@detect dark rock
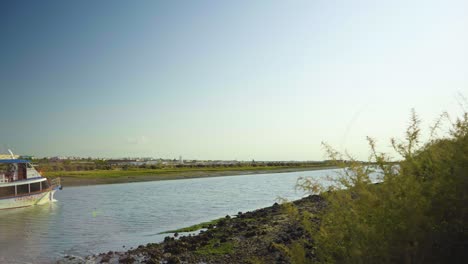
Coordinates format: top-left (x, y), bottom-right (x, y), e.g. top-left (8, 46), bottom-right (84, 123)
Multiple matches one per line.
top-left (119, 255), bottom-right (135, 264)
top-left (100, 254), bottom-right (111, 263)
top-left (167, 255), bottom-right (181, 264)
top-left (245, 230), bottom-right (256, 238)
top-left (268, 242), bottom-right (278, 252)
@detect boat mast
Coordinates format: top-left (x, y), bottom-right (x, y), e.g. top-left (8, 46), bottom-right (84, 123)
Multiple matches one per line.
top-left (7, 149), bottom-right (15, 159)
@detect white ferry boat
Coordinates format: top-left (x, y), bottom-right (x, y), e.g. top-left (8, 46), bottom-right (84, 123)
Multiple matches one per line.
top-left (0, 155), bottom-right (61, 210)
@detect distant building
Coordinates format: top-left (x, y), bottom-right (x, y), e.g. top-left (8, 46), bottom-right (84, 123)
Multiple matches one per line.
top-left (19, 155), bottom-right (36, 160)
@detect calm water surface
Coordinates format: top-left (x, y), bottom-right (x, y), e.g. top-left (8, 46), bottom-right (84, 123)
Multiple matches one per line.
top-left (0, 169), bottom-right (338, 263)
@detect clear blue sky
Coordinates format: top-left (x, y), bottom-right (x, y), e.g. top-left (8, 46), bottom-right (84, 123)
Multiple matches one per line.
top-left (1, 0), bottom-right (467, 160)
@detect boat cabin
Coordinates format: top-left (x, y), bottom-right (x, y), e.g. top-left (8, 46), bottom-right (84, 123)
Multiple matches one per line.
top-left (0, 159), bottom-right (52, 198)
top-left (0, 159), bottom-right (43, 183)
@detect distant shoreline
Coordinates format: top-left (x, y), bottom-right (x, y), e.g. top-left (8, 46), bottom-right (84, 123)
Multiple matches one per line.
top-left (47, 166), bottom-right (337, 187)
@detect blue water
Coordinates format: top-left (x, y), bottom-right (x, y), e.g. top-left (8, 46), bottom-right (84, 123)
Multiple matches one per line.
top-left (0, 169), bottom-right (338, 264)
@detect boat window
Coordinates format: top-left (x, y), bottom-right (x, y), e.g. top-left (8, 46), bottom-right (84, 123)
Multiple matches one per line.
top-left (17, 183), bottom-right (29, 195)
top-left (0, 186), bottom-right (15, 197)
top-left (42, 180), bottom-right (50, 189)
top-left (27, 163), bottom-right (34, 169)
top-left (30, 182), bottom-right (41, 192)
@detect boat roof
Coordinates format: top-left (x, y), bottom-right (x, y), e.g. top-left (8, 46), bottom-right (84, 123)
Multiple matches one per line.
top-left (0, 159), bottom-right (31, 164)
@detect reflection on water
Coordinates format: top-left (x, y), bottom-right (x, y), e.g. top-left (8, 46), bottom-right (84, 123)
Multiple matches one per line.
top-left (0, 169), bottom-right (338, 264)
top-left (0, 202), bottom-right (59, 263)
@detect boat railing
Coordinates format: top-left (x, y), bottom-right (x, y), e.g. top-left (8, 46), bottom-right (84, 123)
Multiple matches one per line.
top-left (50, 177), bottom-right (61, 189)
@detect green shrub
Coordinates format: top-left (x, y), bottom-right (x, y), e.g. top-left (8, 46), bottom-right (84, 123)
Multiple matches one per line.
top-left (290, 110), bottom-right (468, 263)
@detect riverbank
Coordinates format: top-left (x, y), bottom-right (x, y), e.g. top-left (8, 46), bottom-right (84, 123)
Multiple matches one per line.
top-left (47, 166), bottom-right (336, 186)
top-left (60, 194), bottom-right (326, 263)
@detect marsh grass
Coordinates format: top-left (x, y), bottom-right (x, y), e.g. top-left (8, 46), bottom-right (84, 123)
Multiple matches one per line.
top-left (45, 165), bottom-right (331, 179)
top-left (195, 240), bottom-right (235, 255)
top-left (43, 165), bottom-right (337, 186)
top-left (159, 218), bottom-right (224, 234)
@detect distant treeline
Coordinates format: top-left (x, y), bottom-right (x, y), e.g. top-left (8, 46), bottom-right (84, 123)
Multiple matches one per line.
top-left (32, 159), bottom-right (336, 172)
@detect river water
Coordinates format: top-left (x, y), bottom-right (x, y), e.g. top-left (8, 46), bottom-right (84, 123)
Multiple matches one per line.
top-left (0, 169), bottom-right (338, 264)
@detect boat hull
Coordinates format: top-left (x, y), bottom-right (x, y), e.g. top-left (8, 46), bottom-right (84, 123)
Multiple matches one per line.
top-left (0, 190), bottom-right (56, 210)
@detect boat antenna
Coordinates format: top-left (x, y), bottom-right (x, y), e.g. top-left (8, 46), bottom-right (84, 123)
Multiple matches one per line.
top-left (8, 149), bottom-right (15, 159)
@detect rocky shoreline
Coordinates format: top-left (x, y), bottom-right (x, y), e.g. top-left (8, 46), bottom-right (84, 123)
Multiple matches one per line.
top-left (59, 195), bottom-right (326, 264)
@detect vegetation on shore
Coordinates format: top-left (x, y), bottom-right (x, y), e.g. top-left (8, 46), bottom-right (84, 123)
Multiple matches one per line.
top-left (43, 165), bottom-right (332, 179)
top-left (41, 164), bottom-right (337, 186)
top-left (281, 109), bottom-right (468, 263)
top-left (159, 218), bottom-right (224, 234)
top-left (35, 157), bottom-right (334, 173)
top-left (32, 154), bottom-right (337, 187)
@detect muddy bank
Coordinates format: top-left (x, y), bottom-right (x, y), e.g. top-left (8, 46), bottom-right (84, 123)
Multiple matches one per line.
top-left (59, 167), bottom-right (336, 187)
top-left (59, 195), bottom-right (326, 264)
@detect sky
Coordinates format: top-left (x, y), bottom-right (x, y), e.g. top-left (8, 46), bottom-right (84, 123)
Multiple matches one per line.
top-left (0, 0), bottom-right (467, 160)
